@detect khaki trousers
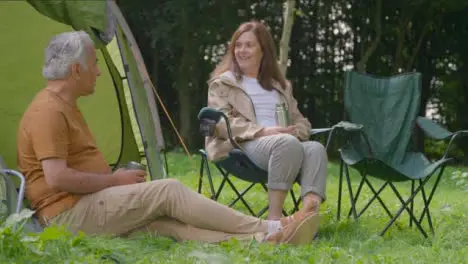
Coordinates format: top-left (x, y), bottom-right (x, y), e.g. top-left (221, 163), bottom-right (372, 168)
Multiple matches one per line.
top-left (50, 179), bottom-right (268, 243)
top-left (240, 134), bottom-right (328, 200)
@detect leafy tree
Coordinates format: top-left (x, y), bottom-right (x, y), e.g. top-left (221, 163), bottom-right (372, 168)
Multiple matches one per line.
top-left (116, 0), bottom-right (468, 162)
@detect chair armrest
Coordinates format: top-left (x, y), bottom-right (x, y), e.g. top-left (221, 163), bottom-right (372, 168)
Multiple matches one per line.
top-left (441, 130), bottom-right (468, 159)
top-left (334, 121), bottom-right (364, 131)
top-left (416, 117), bottom-right (468, 159)
top-left (416, 117), bottom-right (453, 140)
top-left (310, 128), bottom-right (334, 135)
top-left (309, 121), bottom-right (364, 150)
top-left (198, 107), bottom-right (239, 149)
top-left (0, 169), bottom-right (26, 214)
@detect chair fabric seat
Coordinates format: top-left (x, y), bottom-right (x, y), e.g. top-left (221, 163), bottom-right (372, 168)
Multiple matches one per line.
top-left (215, 149), bottom-right (268, 184)
top-left (340, 146), bottom-right (452, 182)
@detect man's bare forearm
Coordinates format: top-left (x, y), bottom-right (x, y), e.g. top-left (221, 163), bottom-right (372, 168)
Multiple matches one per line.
top-left (50, 168), bottom-right (116, 194)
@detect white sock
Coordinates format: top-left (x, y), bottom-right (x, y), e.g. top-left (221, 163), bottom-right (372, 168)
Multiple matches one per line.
top-left (267, 220), bottom-right (282, 234)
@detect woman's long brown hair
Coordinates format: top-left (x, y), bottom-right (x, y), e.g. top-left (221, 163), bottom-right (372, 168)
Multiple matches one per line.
top-left (210, 20), bottom-right (287, 90)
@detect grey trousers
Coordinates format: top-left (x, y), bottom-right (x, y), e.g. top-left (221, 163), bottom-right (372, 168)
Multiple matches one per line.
top-left (240, 134), bottom-right (327, 200)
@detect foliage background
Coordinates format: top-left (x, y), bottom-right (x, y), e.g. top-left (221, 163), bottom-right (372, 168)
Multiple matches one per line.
top-left (117, 0), bottom-right (468, 164)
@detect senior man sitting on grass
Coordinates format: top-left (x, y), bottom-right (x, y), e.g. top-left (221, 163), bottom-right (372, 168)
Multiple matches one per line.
top-left (16, 30), bottom-right (320, 245)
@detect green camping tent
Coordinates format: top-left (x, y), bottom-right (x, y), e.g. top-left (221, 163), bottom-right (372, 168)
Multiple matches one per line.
top-left (0, 0), bottom-right (166, 180)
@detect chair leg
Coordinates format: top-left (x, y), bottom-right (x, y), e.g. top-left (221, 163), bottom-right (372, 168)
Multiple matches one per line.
top-left (410, 180), bottom-right (415, 228)
top-left (224, 177), bottom-right (257, 216)
top-left (296, 195), bottom-right (303, 211)
top-left (198, 157), bottom-right (204, 194)
top-left (257, 206), bottom-right (269, 218)
top-left (418, 166), bottom-right (445, 234)
top-left (358, 179), bottom-right (393, 219)
top-left (337, 162), bottom-right (446, 238)
top-left (211, 165), bottom-right (271, 217)
top-left (347, 165), bottom-right (370, 218)
top-left (203, 156), bottom-right (217, 200)
top-left (355, 179), bottom-right (393, 219)
top-left (346, 163), bottom-right (394, 221)
top-left (289, 188), bottom-right (301, 214)
top-left (337, 159), bottom-right (344, 221)
top-left (381, 181), bottom-right (430, 238)
top-left (418, 179), bottom-right (434, 234)
top-left (198, 154), bottom-right (217, 199)
top-left (344, 164), bottom-right (358, 220)
top-left (227, 181), bottom-right (256, 207)
top-left (347, 174), bottom-right (365, 218)
top-left (212, 165), bottom-right (231, 201)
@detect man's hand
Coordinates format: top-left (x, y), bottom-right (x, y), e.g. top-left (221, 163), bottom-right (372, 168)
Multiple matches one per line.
top-left (112, 168), bottom-right (147, 186)
top-left (255, 125), bottom-right (296, 138)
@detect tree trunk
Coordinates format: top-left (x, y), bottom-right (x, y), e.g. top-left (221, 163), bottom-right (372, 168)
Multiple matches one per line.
top-left (279, 0), bottom-right (296, 76)
top-left (405, 23), bottom-right (430, 72)
top-left (175, 9), bottom-right (197, 150)
top-left (176, 48), bottom-right (197, 149)
top-left (356, 0), bottom-right (382, 73)
top-left (392, 12), bottom-right (409, 73)
top-left (415, 40), bottom-right (434, 153)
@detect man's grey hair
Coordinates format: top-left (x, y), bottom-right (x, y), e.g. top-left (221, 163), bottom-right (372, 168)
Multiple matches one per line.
top-left (42, 31), bottom-right (94, 80)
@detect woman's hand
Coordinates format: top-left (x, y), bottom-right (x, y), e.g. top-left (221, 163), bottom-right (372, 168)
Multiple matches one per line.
top-left (255, 125), bottom-right (296, 138)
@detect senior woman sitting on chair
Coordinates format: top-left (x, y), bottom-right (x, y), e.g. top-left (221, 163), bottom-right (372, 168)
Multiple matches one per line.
top-left (206, 20), bottom-right (328, 227)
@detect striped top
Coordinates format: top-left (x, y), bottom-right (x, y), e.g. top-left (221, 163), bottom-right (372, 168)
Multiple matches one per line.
top-left (241, 76), bottom-right (280, 127)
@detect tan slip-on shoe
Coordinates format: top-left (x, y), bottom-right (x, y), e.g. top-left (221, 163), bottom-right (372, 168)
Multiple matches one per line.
top-left (280, 200), bottom-right (320, 227)
top-left (265, 212), bottom-right (320, 246)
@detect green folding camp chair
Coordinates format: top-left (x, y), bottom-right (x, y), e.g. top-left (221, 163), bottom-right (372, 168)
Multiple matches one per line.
top-left (337, 70), bottom-right (468, 238)
top-left (0, 156), bottom-right (43, 232)
top-left (197, 107), bottom-right (360, 217)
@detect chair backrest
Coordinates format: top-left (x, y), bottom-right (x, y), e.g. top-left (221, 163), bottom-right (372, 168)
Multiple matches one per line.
top-left (343, 71), bottom-right (422, 167)
top-left (0, 156), bottom-right (20, 221)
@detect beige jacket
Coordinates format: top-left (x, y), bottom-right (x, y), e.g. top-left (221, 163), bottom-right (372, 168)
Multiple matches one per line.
top-left (205, 71), bottom-right (312, 161)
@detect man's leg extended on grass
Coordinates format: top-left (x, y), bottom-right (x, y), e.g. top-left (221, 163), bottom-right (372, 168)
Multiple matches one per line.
top-left (50, 179), bottom-right (268, 236)
top-left (129, 216), bottom-right (265, 243)
top-left (50, 178), bottom-right (319, 244)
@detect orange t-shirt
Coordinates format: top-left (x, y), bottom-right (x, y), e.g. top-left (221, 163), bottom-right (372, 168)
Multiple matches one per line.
top-left (17, 89), bottom-right (111, 221)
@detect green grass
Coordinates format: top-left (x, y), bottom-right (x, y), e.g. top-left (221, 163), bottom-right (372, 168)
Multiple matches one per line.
top-left (2, 152), bottom-right (468, 263)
